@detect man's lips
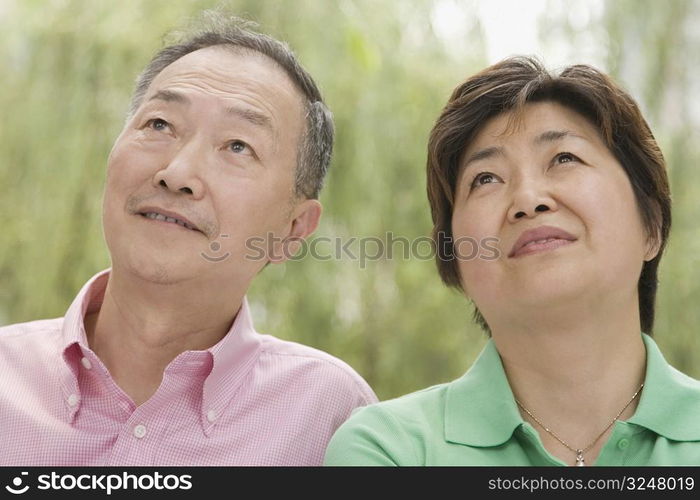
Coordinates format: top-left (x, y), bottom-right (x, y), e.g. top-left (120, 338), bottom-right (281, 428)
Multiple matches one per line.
top-left (509, 225), bottom-right (577, 258)
top-left (135, 206), bottom-right (201, 233)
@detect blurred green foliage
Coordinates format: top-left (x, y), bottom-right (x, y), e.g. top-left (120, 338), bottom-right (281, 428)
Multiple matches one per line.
top-left (1, 0), bottom-right (698, 400)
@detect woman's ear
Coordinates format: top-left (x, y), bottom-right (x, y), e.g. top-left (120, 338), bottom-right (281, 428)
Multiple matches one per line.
top-left (644, 203), bottom-right (663, 262)
top-left (644, 233), bottom-right (661, 262)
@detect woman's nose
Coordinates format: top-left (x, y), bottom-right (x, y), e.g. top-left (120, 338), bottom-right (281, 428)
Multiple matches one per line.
top-left (506, 177), bottom-right (557, 222)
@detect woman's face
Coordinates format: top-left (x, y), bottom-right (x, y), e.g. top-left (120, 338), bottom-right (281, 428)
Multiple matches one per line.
top-left (451, 101), bottom-right (658, 325)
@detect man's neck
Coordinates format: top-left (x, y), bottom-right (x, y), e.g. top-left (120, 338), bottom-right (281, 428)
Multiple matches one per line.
top-left (85, 268), bottom-right (246, 406)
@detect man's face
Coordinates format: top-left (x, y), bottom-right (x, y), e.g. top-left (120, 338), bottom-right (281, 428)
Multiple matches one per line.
top-left (450, 102), bottom-right (658, 325)
top-left (103, 46), bottom-right (311, 286)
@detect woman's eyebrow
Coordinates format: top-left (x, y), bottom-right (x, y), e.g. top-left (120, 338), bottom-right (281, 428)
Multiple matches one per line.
top-left (462, 130), bottom-right (589, 172)
top-left (533, 129), bottom-right (587, 145)
top-left (463, 146), bottom-right (504, 171)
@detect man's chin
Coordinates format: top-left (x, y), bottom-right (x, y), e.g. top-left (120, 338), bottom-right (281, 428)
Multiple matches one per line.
top-left (114, 253), bottom-right (202, 286)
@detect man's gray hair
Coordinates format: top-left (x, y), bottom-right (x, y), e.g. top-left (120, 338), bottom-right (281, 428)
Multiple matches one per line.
top-left (129, 12), bottom-right (334, 200)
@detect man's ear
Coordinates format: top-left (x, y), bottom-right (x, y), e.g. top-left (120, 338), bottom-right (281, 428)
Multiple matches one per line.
top-left (269, 199), bottom-right (322, 264)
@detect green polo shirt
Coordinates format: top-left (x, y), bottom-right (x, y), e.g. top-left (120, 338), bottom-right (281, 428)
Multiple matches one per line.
top-left (324, 334), bottom-right (700, 465)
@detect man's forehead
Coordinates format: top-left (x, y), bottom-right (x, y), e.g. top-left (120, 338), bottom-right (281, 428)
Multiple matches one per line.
top-left (139, 46), bottom-right (306, 137)
top-left (147, 46), bottom-right (298, 100)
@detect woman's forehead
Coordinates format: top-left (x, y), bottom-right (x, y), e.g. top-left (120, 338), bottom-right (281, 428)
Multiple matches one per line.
top-left (466, 101), bottom-right (603, 151)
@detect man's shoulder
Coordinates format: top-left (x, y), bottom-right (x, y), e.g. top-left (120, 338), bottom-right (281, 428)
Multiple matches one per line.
top-left (256, 333), bottom-right (377, 403)
top-left (0, 317), bottom-right (63, 340)
top-left (0, 318), bottom-right (64, 367)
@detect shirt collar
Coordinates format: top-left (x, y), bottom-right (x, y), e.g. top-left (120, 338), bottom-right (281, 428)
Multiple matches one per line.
top-left (200, 296), bottom-right (261, 435)
top-left (444, 339), bottom-right (523, 447)
top-left (59, 268), bottom-right (262, 433)
top-left (59, 269), bottom-right (110, 421)
top-left (61, 269), bottom-right (109, 351)
top-left (444, 333), bottom-right (700, 448)
top-left (627, 334), bottom-right (700, 441)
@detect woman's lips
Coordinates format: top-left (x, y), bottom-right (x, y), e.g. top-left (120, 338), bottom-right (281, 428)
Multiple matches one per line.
top-left (508, 225), bottom-right (577, 258)
top-left (510, 237), bottom-right (575, 258)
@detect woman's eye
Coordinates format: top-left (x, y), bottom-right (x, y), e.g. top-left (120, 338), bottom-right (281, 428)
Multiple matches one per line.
top-left (470, 172), bottom-right (498, 190)
top-left (146, 118), bottom-right (170, 132)
top-left (228, 140), bottom-right (249, 154)
top-left (554, 152), bottom-right (579, 164)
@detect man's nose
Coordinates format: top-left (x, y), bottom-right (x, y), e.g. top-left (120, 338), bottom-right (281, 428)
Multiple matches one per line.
top-left (506, 174), bottom-right (558, 222)
top-left (152, 143), bottom-right (206, 198)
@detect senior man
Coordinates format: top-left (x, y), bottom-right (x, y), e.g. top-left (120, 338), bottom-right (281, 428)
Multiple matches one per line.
top-left (0, 15), bottom-right (376, 466)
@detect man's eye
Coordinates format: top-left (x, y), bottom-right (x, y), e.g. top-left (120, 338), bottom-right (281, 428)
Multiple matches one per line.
top-left (146, 118), bottom-right (170, 132)
top-left (470, 172), bottom-right (498, 190)
top-left (228, 140), bottom-right (249, 154)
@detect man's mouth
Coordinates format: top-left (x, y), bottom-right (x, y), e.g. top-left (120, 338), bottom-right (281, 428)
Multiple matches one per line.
top-left (139, 211), bottom-right (199, 232)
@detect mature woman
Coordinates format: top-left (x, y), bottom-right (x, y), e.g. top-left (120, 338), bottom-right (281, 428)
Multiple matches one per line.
top-left (324, 57), bottom-right (700, 466)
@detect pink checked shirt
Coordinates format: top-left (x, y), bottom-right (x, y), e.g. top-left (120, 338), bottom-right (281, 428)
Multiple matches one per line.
top-left (0, 270), bottom-right (377, 466)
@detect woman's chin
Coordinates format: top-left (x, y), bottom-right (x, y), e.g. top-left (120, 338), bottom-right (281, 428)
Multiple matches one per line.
top-left (475, 276), bottom-right (594, 316)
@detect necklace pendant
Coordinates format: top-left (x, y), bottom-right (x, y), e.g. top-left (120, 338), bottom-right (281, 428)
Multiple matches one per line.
top-left (575, 450), bottom-right (586, 466)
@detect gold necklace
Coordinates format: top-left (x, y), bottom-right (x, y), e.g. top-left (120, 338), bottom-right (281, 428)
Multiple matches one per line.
top-left (514, 383), bottom-right (644, 466)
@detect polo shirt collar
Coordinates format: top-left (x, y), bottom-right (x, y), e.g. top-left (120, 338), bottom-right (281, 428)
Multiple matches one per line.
top-left (444, 339), bottom-right (523, 447)
top-left (59, 269), bottom-right (262, 434)
top-left (444, 333), bottom-right (700, 448)
top-left (626, 334), bottom-right (700, 441)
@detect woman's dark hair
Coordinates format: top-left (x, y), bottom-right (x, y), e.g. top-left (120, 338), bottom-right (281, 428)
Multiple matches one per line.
top-left (427, 56), bottom-right (671, 335)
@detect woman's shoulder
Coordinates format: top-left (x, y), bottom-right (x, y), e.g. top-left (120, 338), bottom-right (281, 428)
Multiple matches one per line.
top-left (323, 380), bottom-right (456, 466)
top-left (363, 381), bottom-right (452, 423)
top-left (665, 363), bottom-right (700, 390)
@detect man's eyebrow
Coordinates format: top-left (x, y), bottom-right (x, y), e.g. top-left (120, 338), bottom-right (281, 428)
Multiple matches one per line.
top-left (224, 105), bottom-right (274, 134)
top-left (146, 90), bottom-right (274, 134)
top-left (462, 146), bottom-right (505, 170)
top-left (147, 89), bottom-right (190, 105)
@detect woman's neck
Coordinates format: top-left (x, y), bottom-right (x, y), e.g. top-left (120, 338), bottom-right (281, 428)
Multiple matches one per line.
top-left (491, 299), bottom-right (647, 465)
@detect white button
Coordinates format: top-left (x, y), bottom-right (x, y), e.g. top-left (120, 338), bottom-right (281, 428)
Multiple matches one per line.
top-left (80, 357), bottom-right (92, 370)
top-left (133, 424), bottom-right (147, 439)
top-left (67, 394), bottom-right (79, 407)
top-left (207, 409), bottom-right (217, 422)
